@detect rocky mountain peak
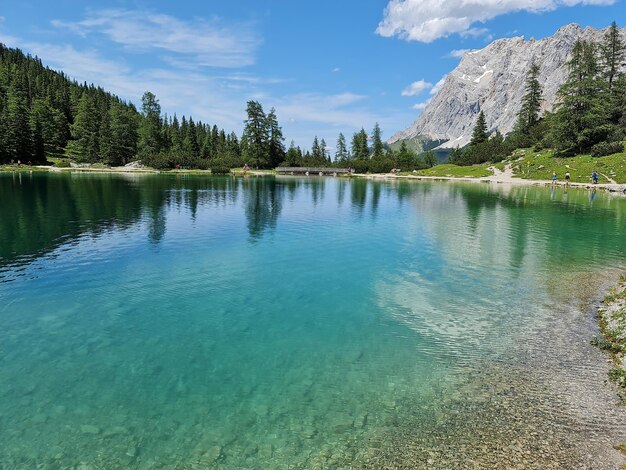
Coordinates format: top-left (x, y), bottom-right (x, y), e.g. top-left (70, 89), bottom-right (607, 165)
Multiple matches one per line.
top-left (389, 23), bottom-right (625, 149)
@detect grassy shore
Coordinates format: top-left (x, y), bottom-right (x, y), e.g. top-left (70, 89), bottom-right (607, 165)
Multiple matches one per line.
top-left (595, 277), bottom-right (626, 403)
top-left (407, 163), bottom-right (494, 178)
top-left (508, 147), bottom-right (626, 183)
top-left (2, 146), bottom-right (625, 185)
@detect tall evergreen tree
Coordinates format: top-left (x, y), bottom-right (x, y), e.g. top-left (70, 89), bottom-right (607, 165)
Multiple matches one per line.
top-left (311, 136), bottom-right (321, 160)
top-left (285, 140), bottom-right (300, 166)
top-left (552, 40), bottom-right (608, 153)
top-left (66, 92), bottom-right (100, 162)
top-left (335, 132), bottom-right (349, 162)
top-left (351, 128), bottom-right (369, 160)
top-left (138, 91), bottom-right (162, 156)
top-left (243, 100), bottom-right (269, 168)
top-left (371, 123), bottom-right (384, 159)
top-left (266, 107), bottom-right (285, 168)
top-left (320, 138), bottom-right (327, 162)
top-left (600, 21), bottom-right (625, 128)
top-left (6, 88), bottom-right (32, 161)
top-left (470, 111), bottom-right (488, 146)
top-left (108, 102), bottom-right (138, 165)
top-left (518, 62), bottom-right (543, 132)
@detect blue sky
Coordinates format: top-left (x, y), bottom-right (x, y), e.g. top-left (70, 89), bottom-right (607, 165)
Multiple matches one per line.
top-left (1, 0), bottom-right (624, 150)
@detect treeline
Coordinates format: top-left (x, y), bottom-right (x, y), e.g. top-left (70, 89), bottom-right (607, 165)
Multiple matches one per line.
top-left (281, 124), bottom-right (437, 173)
top-left (0, 42), bottom-right (440, 172)
top-left (450, 21), bottom-right (626, 165)
top-left (0, 44), bottom-right (239, 168)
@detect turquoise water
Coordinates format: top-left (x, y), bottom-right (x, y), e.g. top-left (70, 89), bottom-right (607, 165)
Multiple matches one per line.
top-left (1, 173), bottom-right (626, 468)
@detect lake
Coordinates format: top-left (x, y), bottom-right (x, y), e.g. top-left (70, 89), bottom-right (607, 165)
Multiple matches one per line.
top-left (1, 172), bottom-right (626, 469)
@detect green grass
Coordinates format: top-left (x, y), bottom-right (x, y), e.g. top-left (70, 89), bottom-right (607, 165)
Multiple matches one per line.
top-left (409, 163), bottom-right (494, 178)
top-left (508, 147), bottom-right (626, 183)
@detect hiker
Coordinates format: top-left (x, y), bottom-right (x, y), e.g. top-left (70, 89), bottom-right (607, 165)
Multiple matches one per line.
top-left (592, 171), bottom-right (599, 184)
top-left (551, 171), bottom-right (557, 186)
top-left (565, 171), bottom-right (570, 183)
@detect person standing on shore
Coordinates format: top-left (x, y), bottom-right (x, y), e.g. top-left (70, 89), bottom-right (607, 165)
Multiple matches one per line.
top-left (592, 171), bottom-right (599, 184)
top-left (565, 171), bottom-right (570, 184)
top-left (552, 171), bottom-right (557, 186)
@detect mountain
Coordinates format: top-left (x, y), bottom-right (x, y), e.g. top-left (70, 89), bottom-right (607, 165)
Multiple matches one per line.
top-left (389, 23), bottom-right (626, 149)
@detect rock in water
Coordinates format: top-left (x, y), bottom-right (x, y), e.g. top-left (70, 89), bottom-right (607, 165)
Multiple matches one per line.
top-left (389, 24), bottom-right (626, 150)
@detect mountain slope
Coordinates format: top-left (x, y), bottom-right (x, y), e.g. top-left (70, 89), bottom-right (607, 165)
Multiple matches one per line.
top-left (389, 24), bottom-right (626, 149)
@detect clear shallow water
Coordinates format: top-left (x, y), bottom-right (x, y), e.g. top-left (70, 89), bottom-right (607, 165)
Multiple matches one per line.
top-left (1, 172), bottom-right (626, 469)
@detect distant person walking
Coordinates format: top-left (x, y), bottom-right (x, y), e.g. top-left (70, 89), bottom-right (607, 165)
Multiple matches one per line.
top-left (565, 171), bottom-right (570, 184)
top-left (551, 171), bottom-right (557, 186)
top-left (592, 171), bottom-right (599, 184)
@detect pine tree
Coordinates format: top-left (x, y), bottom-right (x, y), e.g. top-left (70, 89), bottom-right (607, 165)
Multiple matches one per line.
top-left (335, 132), bottom-right (348, 162)
top-left (285, 141), bottom-right (300, 166)
top-left (66, 92), bottom-right (100, 162)
top-left (396, 140), bottom-right (416, 169)
top-left (138, 91), bottom-right (162, 156)
top-left (266, 107), bottom-right (285, 168)
top-left (351, 128), bottom-right (369, 160)
top-left (371, 123), bottom-right (384, 159)
top-left (552, 40), bottom-right (608, 153)
top-left (470, 111), bottom-right (488, 146)
top-left (243, 100), bottom-right (269, 168)
top-left (518, 62), bottom-right (543, 132)
top-left (6, 88), bottom-right (32, 161)
top-left (311, 136), bottom-right (321, 160)
top-left (320, 138), bottom-right (327, 162)
top-left (108, 102), bottom-right (138, 165)
top-left (600, 21), bottom-right (625, 128)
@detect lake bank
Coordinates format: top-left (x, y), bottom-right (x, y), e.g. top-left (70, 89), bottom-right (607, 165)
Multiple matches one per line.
top-left (3, 163), bottom-right (626, 194)
top-left (597, 277), bottom-right (626, 402)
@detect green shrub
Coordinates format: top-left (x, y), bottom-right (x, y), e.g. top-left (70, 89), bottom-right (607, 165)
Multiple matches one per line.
top-left (210, 166), bottom-right (231, 175)
top-left (591, 141), bottom-right (624, 158)
top-left (54, 160), bottom-right (71, 168)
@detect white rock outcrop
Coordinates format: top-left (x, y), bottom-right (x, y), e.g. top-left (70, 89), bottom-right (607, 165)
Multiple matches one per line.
top-left (389, 24), bottom-right (626, 149)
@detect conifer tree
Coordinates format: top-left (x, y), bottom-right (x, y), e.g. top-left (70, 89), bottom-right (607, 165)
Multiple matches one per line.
top-left (552, 40), bottom-right (607, 153)
top-left (243, 100), bottom-right (269, 168)
top-left (600, 21), bottom-right (625, 128)
top-left (66, 92), bottom-right (100, 162)
top-left (470, 111), bottom-right (488, 146)
top-left (6, 88), bottom-right (32, 161)
top-left (371, 123), bottom-right (384, 159)
top-left (311, 136), bottom-right (321, 160)
top-left (267, 107), bottom-right (285, 168)
top-left (320, 138), bottom-right (327, 162)
top-left (138, 91), bottom-right (162, 156)
top-left (285, 140), bottom-right (300, 166)
top-left (335, 132), bottom-right (349, 162)
top-left (518, 62), bottom-right (543, 132)
top-left (351, 128), bottom-right (369, 160)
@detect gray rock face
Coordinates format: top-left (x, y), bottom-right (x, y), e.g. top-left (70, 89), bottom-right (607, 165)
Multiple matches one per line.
top-left (389, 24), bottom-right (626, 149)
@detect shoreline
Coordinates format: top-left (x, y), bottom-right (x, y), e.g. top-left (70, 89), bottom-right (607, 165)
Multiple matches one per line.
top-left (596, 276), bottom-right (626, 402)
top-left (3, 164), bottom-right (626, 193)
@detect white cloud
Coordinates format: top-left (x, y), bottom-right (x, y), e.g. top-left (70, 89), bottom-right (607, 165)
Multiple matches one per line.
top-left (448, 49), bottom-right (472, 58)
top-left (430, 75), bottom-right (447, 95)
top-left (376, 0), bottom-right (615, 42)
top-left (412, 100), bottom-right (431, 110)
top-left (52, 9), bottom-right (260, 68)
top-left (401, 79), bottom-right (432, 96)
top-left (332, 67), bottom-right (341, 73)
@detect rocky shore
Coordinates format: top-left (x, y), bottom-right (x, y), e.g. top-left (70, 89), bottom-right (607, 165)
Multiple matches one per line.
top-left (596, 276), bottom-right (626, 401)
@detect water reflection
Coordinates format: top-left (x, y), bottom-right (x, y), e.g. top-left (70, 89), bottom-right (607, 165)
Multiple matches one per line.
top-left (2, 174), bottom-right (626, 272)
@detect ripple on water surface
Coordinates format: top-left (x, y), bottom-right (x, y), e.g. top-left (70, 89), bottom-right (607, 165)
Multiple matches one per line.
top-left (1, 174), bottom-right (626, 468)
